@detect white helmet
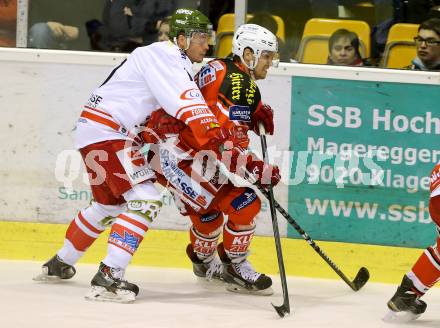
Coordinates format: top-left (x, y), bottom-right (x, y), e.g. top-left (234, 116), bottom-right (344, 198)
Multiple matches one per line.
top-left (232, 23), bottom-right (279, 69)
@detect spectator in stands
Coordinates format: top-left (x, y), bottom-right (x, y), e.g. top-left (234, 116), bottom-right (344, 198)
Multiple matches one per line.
top-left (407, 18), bottom-right (440, 70)
top-left (27, 0), bottom-right (101, 50)
top-left (87, 0), bottom-right (142, 52)
top-left (327, 29), bottom-right (365, 66)
top-left (29, 21), bottom-right (80, 49)
top-left (87, 0), bottom-right (173, 52)
top-left (156, 16), bottom-right (171, 42)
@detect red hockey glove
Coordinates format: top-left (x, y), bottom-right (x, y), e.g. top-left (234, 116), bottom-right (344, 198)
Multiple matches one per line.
top-left (246, 159), bottom-right (281, 187)
top-left (141, 109), bottom-right (186, 143)
top-left (206, 124), bottom-right (249, 153)
top-left (250, 104), bottom-right (274, 135)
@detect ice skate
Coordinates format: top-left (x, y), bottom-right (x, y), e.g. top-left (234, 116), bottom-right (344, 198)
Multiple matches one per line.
top-left (85, 262), bottom-right (139, 303)
top-left (186, 244), bottom-right (223, 283)
top-left (384, 275), bottom-right (427, 323)
top-left (33, 255), bottom-right (76, 282)
top-left (217, 243), bottom-right (273, 296)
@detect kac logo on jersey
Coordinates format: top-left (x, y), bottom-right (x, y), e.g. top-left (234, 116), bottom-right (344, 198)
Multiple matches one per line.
top-left (231, 188), bottom-right (257, 210)
top-left (229, 105), bottom-right (251, 122)
top-left (180, 88), bottom-right (203, 101)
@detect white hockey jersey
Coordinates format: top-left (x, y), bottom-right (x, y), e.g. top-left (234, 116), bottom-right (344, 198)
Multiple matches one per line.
top-left (73, 41), bottom-right (217, 149)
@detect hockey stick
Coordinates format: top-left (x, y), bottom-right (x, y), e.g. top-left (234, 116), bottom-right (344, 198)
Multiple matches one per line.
top-left (258, 124), bottom-right (290, 318)
top-left (255, 184), bottom-right (370, 292)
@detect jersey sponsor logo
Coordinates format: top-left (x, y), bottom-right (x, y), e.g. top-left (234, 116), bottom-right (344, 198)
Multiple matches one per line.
top-left (159, 148), bottom-right (213, 208)
top-left (232, 234), bottom-right (252, 246)
top-left (200, 117), bottom-right (214, 124)
top-left (200, 212), bottom-right (220, 223)
top-left (87, 94), bottom-right (103, 108)
top-left (196, 195), bottom-right (207, 206)
top-left (246, 80), bottom-right (257, 105)
top-left (229, 105), bottom-right (251, 122)
top-left (231, 188), bottom-right (257, 210)
top-left (191, 107), bottom-right (211, 116)
top-left (198, 65), bottom-right (216, 88)
top-left (176, 9), bottom-right (193, 15)
top-left (116, 148), bottom-right (155, 185)
top-left (180, 88), bottom-right (203, 101)
top-left (230, 73), bottom-right (244, 100)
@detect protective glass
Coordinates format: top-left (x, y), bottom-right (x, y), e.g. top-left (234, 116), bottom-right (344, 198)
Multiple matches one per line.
top-left (190, 31), bottom-right (216, 46)
top-left (260, 50), bottom-right (280, 68)
top-left (414, 36), bottom-right (440, 47)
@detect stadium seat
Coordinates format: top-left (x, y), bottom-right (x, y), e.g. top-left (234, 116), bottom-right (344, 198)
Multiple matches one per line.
top-left (214, 13), bottom-right (285, 58)
top-left (296, 18), bottom-right (371, 64)
top-left (381, 23), bottom-right (419, 69)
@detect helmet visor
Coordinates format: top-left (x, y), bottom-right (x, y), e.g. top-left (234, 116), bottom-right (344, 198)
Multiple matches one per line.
top-left (190, 30), bottom-right (216, 46)
top-left (260, 50), bottom-right (280, 68)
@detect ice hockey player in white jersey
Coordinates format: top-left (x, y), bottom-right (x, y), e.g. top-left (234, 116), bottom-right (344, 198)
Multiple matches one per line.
top-left (34, 8), bottom-right (242, 303)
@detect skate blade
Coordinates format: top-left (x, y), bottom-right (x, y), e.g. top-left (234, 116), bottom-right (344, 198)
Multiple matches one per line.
top-left (226, 283), bottom-right (274, 296)
top-left (382, 310), bottom-right (421, 323)
top-left (84, 286), bottom-right (136, 304)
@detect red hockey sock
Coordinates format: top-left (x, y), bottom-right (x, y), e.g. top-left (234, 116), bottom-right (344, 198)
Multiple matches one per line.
top-left (58, 209), bottom-right (106, 265)
top-left (222, 222), bottom-right (255, 259)
top-left (189, 226), bottom-right (220, 261)
top-left (409, 237), bottom-right (440, 294)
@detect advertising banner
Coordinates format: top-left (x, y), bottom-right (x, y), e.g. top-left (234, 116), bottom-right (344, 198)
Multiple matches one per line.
top-left (288, 76), bottom-right (439, 247)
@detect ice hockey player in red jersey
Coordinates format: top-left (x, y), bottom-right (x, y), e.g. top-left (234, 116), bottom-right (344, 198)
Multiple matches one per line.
top-left (386, 163), bottom-right (440, 321)
top-left (33, 8), bottom-right (242, 303)
top-left (145, 24), bottom-right (281, 295)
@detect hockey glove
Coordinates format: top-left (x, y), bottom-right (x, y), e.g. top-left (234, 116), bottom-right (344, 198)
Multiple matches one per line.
top-left (246, 159), bottom-right (281, 187)
top-left (206, 124), bottom-right (249, 153)
top-left (141, 109), bottom-right (186, 143)
top-left (250, 104), bottom-right (274, 135)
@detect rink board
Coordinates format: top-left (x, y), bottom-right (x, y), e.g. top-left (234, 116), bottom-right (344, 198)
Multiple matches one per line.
top-left (0, 220), bottom-right (425, 284)
top-left (0, 48), bottom-right (439, 248)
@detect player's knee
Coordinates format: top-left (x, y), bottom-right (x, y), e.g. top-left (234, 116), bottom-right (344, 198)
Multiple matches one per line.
top-left (81, 201), bottom-right (124, 228)
top-left (91, 202), bottom-right (123, 216)
top-left (126, 199), bottom-right (162, 223)
top-left (191, 212), bottom-right (223, 236)
top-left (123, 182), bottom-right (163, 222)
top-left (245, 194), bottom-right (261, 218)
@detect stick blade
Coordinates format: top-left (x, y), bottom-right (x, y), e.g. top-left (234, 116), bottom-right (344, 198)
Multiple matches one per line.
top-left (351, 267), bottom-right (370, 291)
top-left (272, 303), bottom-right (290, 318)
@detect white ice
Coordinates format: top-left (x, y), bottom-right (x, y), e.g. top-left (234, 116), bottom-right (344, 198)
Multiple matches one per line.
top-left (1, 260), bottom-right (440, 328)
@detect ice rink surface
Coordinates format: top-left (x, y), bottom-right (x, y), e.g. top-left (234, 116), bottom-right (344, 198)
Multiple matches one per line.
top-left (2, 260), bottom-right (440, 328)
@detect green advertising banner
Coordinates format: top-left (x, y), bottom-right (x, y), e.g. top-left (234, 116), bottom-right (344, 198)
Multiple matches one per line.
top-left (288, 76), bottom-right (440, 248)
